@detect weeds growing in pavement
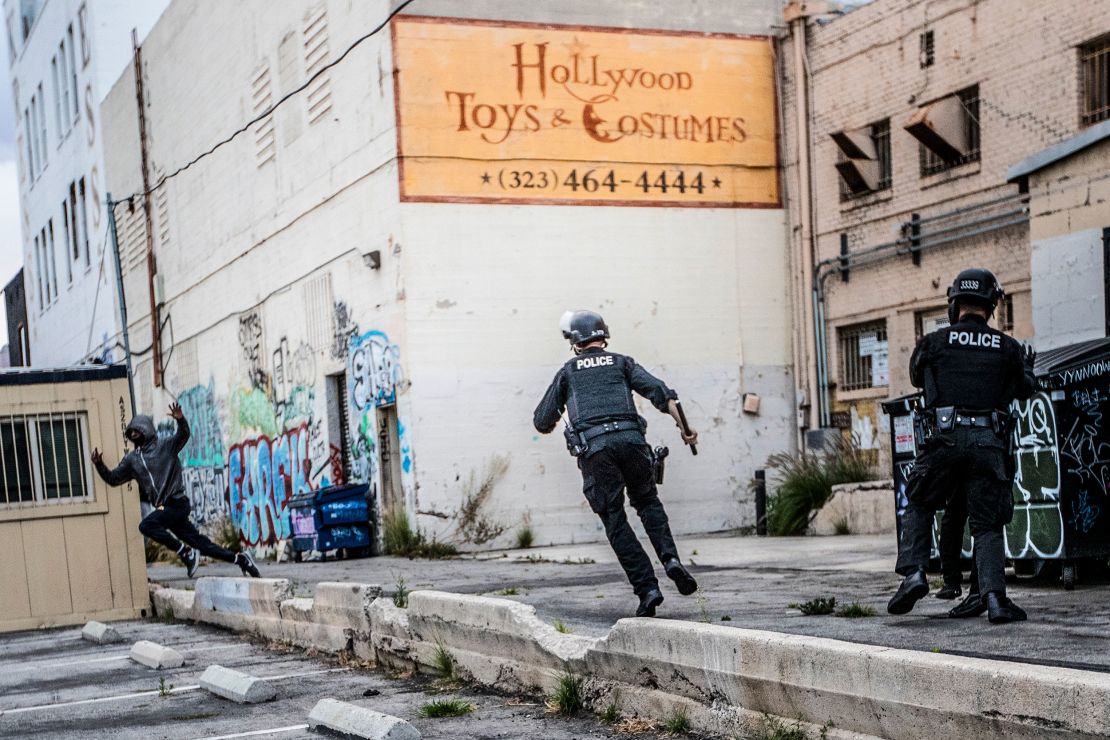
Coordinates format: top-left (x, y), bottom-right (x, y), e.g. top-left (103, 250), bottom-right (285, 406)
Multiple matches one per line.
top-left (383, 510), bottom-right (458, 559)
top-left (433, 642), bottom-right (455, 679)
top-left (552, 619), bottom-right (573, 634)
top-left (761, 435), bottom-right (876, 536)
top-left (158, 676), bottom-right (174, 697)
top-left (756, 715), bottom-right (833, 740)
top-left (833, 516), bottom-right (851, 535)
top-left (615, 717), bottom-right (657, 733)
top-left (493, 587), bottom-right (520, 596)
top-left (662, 705), bottom-right (691, 735)
top-left (212, 515), bottom-right (241, 553)
top-left (836, 602), bottom-right (876, 618)
top-left (599, 698), bottom-right (620, 724)
top-left (418, 698), bottom-right (475, 718)
top-left (392, 575), bottom-right (410, 609)
top-left (788, 597), bottom-right (837, 616)
top-left (455, 454), bottom-right (510, 545)
top-left (720, 615), bottom-right (732, 621)
top-left (515, 514), bottom-right (536, 549)
top-left (547, 667), bottom-right (584, 715)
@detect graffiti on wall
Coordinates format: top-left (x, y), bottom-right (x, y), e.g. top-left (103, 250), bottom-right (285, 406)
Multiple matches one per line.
top-left (331, 301), bottom-right (360, 360)
top-left (228, 422), bottom-right (316, 547)
top-left (272, 338), bottom-right (316, 421)
top-left (239, 310), bottom-right (266, 388)
top-left (182, 466), bottom-right (228, 525)
top-left (1007, 392), bottom-right (1064, 558)
top-left (178, 380), bottom-right (225, 467)
top-left (350, 330), bottom-right (403, 410)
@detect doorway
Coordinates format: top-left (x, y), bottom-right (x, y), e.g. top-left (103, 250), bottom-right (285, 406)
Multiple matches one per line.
top-left (377, 404), bottom-right (404, 523)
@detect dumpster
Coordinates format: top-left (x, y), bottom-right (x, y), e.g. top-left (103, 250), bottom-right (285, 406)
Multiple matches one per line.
top-left (884, 337), bottom-right (1110, 588)
top-left (289, 483), bottom-right (373, 561)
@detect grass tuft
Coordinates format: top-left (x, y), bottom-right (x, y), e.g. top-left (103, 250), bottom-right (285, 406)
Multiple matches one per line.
top-left (158, 676), bottom-right (174, 697)
top-left (599, 700), bottom-right (620, 724)
top-left (383, 511), bottom-right (458, 559)
top-left (832, 516), bottom-right (851, 535)
top-left (515, 524), bottom-right (536, 549)
top-left (762, 435), bottom-right (876, 536)
top-left (836, 602), bottom-right (876, 618)
top-left (552, 619), bottom-right (573, 634)
top-left (392, 575), bottom-right (409, 609)
top-left (788, 597), bottom-right (837, 616)
top-left (417, 698), bottom-right (475, 718)
top-left (662, 705), bottom-right (691, 735)
top-left (546, 668), bottom-right (584, 715)
top-left (433, 642), bottom-right (455, 678)
top-left (493, 587), bottom-right (520, 596)
top-left (456, 455), bottom-right (510, 545)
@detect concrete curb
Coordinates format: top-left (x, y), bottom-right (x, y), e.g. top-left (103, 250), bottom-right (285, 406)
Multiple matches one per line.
top-left (81, 621), bottom-right (123, 644)
top-left (130, 640), bottom-right (184, 669)
top-left (308, 698), bottom-right (420, 739)
top-left (199, 664), bottom-right (277, 704)
top-left (152, 578), bottom-right (1110, 739)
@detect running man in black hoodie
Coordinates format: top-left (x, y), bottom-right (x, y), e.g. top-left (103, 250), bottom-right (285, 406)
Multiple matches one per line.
top-left (92, 403), bottom-right (260, 578)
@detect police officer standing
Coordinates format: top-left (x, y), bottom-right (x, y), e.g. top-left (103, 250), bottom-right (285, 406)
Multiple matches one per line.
top-left (533, 311), bottom-right (699, 617)
top-left (888, 269), bottom-right (1035, 623)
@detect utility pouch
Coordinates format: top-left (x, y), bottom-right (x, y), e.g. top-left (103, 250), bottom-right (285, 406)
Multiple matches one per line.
top-left (934, 406), bottom-right (956, 433)
top-left (653, 446), bottom-right (670, 485)
top-left (564, 425), bottom-right (588, 458)
top-left (912, 410), bottom-right (934, 448)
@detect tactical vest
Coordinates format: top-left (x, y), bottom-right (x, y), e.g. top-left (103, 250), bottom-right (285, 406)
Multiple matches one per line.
top-left (923, 318), bottom-right (1016, 411)
top-left (563, 351), bottom-right (640, 431)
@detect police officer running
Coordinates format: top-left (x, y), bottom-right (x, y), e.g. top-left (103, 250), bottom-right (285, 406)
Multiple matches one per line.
top-left (888, 269), bottom-right (1035, 623)
top-left (533, 311), bottom-right (699, 617)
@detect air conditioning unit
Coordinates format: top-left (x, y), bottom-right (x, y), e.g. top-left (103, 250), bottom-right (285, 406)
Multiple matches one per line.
top-left (904, 94), bottom-right (969, 163)
top-left (831, 127), bottom-right (880, 195)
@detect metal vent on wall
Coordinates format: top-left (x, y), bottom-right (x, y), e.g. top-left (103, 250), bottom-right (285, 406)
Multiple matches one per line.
top-left (251, 63), bottom-right (276, 167)
top-left (304, 272), bottom-right (334, 352)
top-left (303, 5), bottom-right (332, 124)
top-left (154, 168), bottom-right (170, 251)
top-left (122, 205), bottom-right (147, 274)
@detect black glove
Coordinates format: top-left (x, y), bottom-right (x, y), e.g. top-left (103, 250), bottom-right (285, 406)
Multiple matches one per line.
top-left (1022, 344), bottom-right (1036, 371)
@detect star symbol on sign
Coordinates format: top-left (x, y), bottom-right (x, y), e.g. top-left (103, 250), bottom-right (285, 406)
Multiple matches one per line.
top-left (481, 172), bottom-right (491, 184)
top-left (712, 177), bottom-right (722, 189)
top-left (563, 36), bottom-right (588, 57)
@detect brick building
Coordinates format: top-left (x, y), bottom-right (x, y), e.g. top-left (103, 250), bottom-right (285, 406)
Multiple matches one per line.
top-left (780, 0), bottom-right (1110, 461)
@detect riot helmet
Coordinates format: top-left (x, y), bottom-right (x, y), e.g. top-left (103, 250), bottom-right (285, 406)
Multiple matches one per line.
top-left (947, 268), bottom-right (1004, 324)
top-left (560, 310), bottom-right (610, 349)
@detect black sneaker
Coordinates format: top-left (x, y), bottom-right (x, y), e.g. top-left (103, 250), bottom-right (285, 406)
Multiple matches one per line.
top-left (664, 558), bottom-right (698, 596)
top-left (948, 591), bottom-right (986, 619)
top-left (179, 546), bottom-right (199, 579)
top-left (935, 582), bottom-right (962, 600)
top-left (636, 588), bottom-right (664, 617)
top-left (236, 551), bottom-right (261, 578)
top-left (887, 568), bottom-right (929, 615)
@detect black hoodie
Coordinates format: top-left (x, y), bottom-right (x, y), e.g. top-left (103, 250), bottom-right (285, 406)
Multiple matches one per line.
top-left (95, 414), bottom-right (190, 508)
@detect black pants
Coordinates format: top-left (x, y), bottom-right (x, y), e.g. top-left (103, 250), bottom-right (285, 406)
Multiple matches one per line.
top-left (579, 435), bottom-right (678, 597)
top-left (139, 497), bottom-right (238, 564)
top-left (939, 493), bottom-right (968, 586)
top-left (896, 428), bottom-right (1013, 595)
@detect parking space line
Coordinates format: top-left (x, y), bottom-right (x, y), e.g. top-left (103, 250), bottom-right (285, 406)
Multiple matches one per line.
top-left (257, 667), bottom-right (351, 681)
top-left (5, 643), bottom-right (247, 672)
top-left (190, 724), bottom-right (310, 740)
top-left (0, 685), bottom-right (202, 714)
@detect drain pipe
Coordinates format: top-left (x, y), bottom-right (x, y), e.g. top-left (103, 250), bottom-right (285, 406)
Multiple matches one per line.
top-left (787, 3), bottom-right (821, 434)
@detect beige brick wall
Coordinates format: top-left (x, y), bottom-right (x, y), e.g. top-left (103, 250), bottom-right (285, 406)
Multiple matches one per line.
top-left (780, 0), bottom-right (1110, 450)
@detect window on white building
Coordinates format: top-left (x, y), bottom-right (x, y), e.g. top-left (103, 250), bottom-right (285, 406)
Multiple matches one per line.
top-left (77, 177), bottom-right (90, 267)
top-left (23, 105), bottom-right (34, 180)
top-left (51, 55), bottom-right (62, 137)
top-left (0, 412), bottom-right (93, 506)
top-left (33, 82), bottom-right (48, 172)
top-left (66, 25), bottom-right (79, 122)
top-left (61, 198), bottom-right (73, 284)
top-left (33, 231), bottom-right (44, 306)
top-left (5, 11), bottom-right (17, 63)
top-left (46, 219), bottom-right (58, 299)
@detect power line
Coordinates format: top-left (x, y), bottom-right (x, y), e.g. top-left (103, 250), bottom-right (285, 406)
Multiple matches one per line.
top-left (116, 0), bottom-right (417, 205)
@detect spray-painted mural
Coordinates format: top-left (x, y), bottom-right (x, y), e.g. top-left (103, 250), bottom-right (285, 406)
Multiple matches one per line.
top-left (228, 423), bottom-right (315, 547)
top-left (1007, 392), bottom-right (1064, 558)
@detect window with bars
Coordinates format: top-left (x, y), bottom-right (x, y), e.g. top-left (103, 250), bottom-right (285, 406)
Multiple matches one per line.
top-left (837, 320), bottom-right (889, 392)
top-left (1, 412), bottom-right (93, 507)
top-left (920, 30), bottom-right (934, 69)
top-left (838, 119), bottom-right (892, 200)
top-left (920, 86), bottom-right (980, 176)
top-left (1081, 34), bottom-right (1110, 127)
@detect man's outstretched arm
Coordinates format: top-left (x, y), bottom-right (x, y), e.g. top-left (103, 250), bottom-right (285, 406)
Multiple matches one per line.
top-left (91, 448), bottom-right (132, 486)
top-left (169, 402), bottom-right (190, 454)
top-left (533, 369), bottom-right (568, 433)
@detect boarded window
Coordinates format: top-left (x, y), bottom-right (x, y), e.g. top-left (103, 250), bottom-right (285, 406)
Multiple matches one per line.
top-left (837, 320), bottom-right (889, 392)
top-left (1081, 34), bottom-right (1110, 126)
top-left (0, 412), bottom-right (92, 506)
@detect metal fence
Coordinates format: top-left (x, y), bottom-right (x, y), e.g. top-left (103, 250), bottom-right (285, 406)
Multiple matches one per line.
top-left (0, 411), bottom-right (92, 506)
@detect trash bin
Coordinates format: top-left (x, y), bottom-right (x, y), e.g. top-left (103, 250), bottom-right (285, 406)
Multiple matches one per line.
top-left (1008, 337), bottom-right (1110, 588)
top-left (314, 483), bottom-right (373, 558)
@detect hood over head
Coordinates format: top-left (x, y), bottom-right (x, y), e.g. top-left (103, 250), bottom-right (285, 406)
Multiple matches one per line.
top-left (125, 415), bottom-right (157, 446)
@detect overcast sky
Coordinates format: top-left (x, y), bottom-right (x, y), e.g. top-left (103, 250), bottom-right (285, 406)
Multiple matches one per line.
top-left (0, 46), bottom-right (21, 350)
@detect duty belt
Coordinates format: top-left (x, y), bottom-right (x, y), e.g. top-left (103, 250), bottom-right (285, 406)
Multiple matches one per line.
top-left (579, 419), bottom-right (642, 442)
top-left (931, 406), bottom-right (1009, 434)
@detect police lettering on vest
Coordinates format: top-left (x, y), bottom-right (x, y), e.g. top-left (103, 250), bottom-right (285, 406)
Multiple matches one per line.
top-left (948, 330), bottom-right (1001, 349)
top-left (576, 355), bottom-right (615, 370)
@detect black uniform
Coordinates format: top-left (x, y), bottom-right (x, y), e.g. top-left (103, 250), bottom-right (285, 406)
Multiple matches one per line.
top-left (533, 347), bottom-right (680, 597)
top-left (896, 314), bottom-right (1035, 596)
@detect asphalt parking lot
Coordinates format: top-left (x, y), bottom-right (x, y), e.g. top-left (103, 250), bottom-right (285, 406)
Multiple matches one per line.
top-left (0, 619), bottom-right (673, 740)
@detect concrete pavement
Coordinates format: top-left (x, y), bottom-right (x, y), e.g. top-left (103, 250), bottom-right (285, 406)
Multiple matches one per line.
top-left (150, 533), bottom-right (1110, 673)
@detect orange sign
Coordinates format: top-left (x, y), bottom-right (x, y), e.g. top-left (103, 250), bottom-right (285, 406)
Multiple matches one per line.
top-left (391, 17), bottom-right (780, 208)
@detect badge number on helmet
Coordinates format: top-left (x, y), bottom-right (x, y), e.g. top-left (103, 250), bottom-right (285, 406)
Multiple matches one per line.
top-left (959, 279), bottom-right (981, 291)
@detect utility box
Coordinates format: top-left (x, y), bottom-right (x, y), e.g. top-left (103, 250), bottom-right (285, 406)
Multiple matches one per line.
top-left (0, 365), bottom-right (149, 632)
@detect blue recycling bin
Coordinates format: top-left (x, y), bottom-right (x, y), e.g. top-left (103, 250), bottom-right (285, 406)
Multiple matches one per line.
top-left (290, 483), bottom-right (373, 560)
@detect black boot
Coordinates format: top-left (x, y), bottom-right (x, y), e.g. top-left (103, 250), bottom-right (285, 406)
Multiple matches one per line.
top-left (887, 568), bottom-right (929, 615)
top-left (948, 589), bottom-right (986, 618)
top-left (636, 588), bottom-right (664, 617)
top-left (179, 546), bottom-right (199, 579)
top-left (985, 592), bottom-right (1027, 624)
top-left (664, 559), bottom-right (698, 596)
top-left (935, 581), bottom-right (962, 600)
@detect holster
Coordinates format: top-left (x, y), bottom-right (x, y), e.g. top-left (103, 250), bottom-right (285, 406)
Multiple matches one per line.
top-left (653, 446), bottom-right (669, 485)
top-left (564, 425), bottom-right (588, 458)
top-left (912, 409), bottom-right (936, 448)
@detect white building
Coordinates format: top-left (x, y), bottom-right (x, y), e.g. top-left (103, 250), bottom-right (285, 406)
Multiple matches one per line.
top-left (101, 0), bottom-right (795, 551)
top-left (4, 0), bottom-right (167, 367)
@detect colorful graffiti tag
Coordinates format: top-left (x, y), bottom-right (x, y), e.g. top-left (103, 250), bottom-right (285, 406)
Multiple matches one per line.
top-left (349, 330), bottom-right (403, 410)
top-left (228, 423), bottom-right (317, 547)
top-left (1007, 392), bottom-right (1064, 558)
top-left (182, 466), bottom-right (228, 525)
top-left (178, 380), bottom-right (225, 468)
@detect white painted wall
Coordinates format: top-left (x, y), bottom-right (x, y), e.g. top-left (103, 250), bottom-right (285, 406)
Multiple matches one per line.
top-left (100, 0), bottom-right (793, 551)
top-left (4, 0), bottom-right (167, 367)
top-left (1031, 228), bottom-right (1105, 352)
